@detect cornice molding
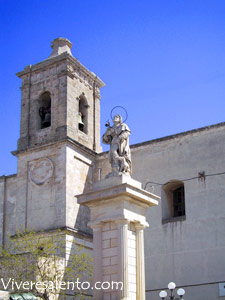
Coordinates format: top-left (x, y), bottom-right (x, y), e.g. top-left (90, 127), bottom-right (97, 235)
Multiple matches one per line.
top-left (16, 53), bottom-right (105, 88)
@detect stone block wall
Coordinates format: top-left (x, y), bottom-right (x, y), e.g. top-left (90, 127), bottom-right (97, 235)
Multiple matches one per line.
top-left (101, 222), bottom-right (118, 300)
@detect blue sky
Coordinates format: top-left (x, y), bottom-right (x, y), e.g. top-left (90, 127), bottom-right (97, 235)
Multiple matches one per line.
top-left (0, 0), bottom-right (225, 175)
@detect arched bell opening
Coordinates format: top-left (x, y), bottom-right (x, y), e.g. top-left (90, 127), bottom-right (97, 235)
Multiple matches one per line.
top-left (78, 94), bottom-right (88, 134)
top-left (38, 92), bottom-right (51, 129)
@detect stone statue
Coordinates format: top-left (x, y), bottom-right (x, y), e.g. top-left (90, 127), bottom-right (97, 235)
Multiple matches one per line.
top-left (102, 114), bottom-right (131, 177)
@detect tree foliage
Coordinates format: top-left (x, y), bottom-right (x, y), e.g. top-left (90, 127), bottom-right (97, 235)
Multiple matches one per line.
top-left (0, 229), bottom-right (93, 300)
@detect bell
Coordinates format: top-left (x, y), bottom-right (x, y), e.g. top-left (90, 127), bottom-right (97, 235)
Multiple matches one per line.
top-left (42, 111), bottom-right (51, 126)
top-left (78, 113), bottom-right (84, 126)
top-left (78, 112), bottom-right (84, 131)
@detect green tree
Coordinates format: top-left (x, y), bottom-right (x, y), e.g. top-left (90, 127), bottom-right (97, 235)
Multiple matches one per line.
top-left (0, 229), bottom-right (93, 300)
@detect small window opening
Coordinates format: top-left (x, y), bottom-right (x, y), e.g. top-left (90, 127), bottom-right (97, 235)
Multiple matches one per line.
top-left (173, 186), bottom-right (185, 217)
top-left (162, 181), bottom-right (185, 222)
top-left (38, 92), bottom-right (51, 129)
top-left (78, 94), bottom-right (88, 134)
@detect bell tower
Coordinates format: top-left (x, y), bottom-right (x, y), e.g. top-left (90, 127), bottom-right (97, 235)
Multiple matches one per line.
top-left (13, 38), bottom-right (105, 236)
top-left (17, 37), bottom-right (104, 153)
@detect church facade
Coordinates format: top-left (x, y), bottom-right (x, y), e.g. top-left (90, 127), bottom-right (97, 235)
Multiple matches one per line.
top-left (0, 38), bottom-right (225, 300)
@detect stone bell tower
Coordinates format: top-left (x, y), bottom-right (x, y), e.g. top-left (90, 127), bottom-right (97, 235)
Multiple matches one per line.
top-left (17, 37), bottom-right (104, 152)
top-left (12, 38), bottom-right (105, 236)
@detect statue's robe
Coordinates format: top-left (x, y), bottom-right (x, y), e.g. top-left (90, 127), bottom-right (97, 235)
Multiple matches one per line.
top-left (102, 123), bottom-right (131, 173)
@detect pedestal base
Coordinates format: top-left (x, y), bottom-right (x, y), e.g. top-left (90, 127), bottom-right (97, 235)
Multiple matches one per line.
top-left (77, 175), bottom-right (159, 300)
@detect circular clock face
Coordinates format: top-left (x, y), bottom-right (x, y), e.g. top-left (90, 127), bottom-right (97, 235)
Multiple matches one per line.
top-left (30, 158), bottom-right (54, 185)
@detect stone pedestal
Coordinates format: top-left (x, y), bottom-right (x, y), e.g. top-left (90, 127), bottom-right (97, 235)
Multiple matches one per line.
top-left (77, 175), bottom-right (159, 300)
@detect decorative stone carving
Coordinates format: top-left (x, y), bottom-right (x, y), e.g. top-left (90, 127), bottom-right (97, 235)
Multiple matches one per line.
top-left (30, 158), bottom-right (54, 185)
top-left (102, 114), bottom-right (132, 177)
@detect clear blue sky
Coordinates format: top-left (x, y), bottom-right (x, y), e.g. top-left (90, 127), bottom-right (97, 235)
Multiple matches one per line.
top-left (0, 0), bottom-right (225, 175)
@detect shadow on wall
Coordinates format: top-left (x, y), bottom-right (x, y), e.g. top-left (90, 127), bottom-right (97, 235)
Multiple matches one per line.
top-left (75, 165), bottom-right (93, 236)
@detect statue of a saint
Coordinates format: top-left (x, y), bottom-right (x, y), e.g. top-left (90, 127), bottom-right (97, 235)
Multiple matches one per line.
top-left (102, 114), bottom-right (131, 177)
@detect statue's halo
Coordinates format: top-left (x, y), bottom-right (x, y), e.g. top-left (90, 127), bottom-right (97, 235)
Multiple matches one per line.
top-left (110, 106), bottom-right (128, 123)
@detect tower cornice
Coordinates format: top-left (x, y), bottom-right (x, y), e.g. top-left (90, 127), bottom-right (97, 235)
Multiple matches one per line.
top-left (12, 137), bottom-right (98, 158)
top-left (16, 52), bottom-right (105, 88)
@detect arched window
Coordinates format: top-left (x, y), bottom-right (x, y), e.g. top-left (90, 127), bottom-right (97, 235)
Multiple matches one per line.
top-left (161, 180), bottom-right (185, 222)
top-left (78, 94), bottom-right (88, 134)
top-left (38, 92), bottom-right (51, 129)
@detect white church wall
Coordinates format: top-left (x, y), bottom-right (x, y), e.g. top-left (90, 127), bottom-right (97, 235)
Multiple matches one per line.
top-left (0, 175), bottom-right (17, 247)
top-left (1, 142), bottom-right (68, 238)
top-left (66, 142), bottom-right (94, 234)
top-left (95, 122), bottom-right (225, 300)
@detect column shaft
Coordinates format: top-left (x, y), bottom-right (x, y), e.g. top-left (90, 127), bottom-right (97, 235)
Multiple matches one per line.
top-left (117, 220), bottom-right (129, 300)
top-left (92, 225), bottom-right (103, 300)
top-left (136, 226), bottom-right (146, 300)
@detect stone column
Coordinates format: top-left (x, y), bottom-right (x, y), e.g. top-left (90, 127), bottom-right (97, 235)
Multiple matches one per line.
top-left (77, 174), bottom-right (159, 300)
top-left (116, 220), bottom-right (129, 300)
top-left (136, 224), bottom-right (146, 300)
top-left (91, 224), bottom-right (103, 300)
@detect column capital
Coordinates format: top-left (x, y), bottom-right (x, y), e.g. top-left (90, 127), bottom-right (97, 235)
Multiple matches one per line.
top-left (89, 223), bottom-right (103, 231)
top-left (115, 219), bottom-right (130, 226)
top-left (135, 223), bottom-right (147, 231)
